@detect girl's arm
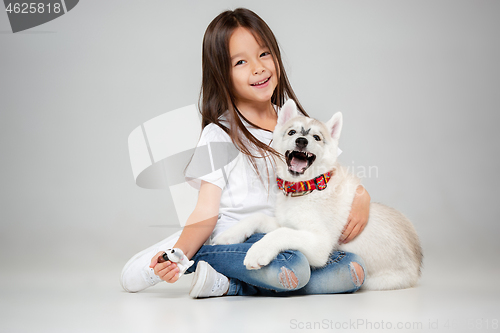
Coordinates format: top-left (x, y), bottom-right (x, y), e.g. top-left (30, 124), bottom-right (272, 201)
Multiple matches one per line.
top-left (339, 185), bottom-right (370, 244)
top-left (171, 180), bottom-right (222, 259)
top-left (150, 180), bottom-right (222, 283)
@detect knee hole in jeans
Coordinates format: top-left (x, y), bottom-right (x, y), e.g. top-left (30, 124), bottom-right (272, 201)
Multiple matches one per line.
top-left (349, 262), bottom-right (365, 287)
top-left (278, 267), bottom-right (299, 290)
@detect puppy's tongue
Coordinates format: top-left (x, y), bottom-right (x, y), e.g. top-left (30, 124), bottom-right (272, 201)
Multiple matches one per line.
top-left (290, 156), bottom-right (307, 173)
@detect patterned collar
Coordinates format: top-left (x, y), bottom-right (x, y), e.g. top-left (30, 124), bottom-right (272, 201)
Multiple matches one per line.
top-left (276, 171), bottom-right (334, 197)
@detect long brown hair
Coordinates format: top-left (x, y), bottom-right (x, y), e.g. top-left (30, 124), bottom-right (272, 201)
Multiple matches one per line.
top-left (199, 8), bottom-right (308, 177)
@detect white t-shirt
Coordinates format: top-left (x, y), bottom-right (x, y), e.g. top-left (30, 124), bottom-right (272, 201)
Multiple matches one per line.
top-left (185, 114), bottom-right (277, 243)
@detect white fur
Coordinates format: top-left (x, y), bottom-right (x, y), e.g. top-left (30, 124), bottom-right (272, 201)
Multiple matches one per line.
top-left (214, 100), bottom-right (422, 290)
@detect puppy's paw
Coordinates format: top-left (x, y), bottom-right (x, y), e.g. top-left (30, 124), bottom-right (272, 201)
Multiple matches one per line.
top-left (213, 228), bottom-right (248, 245)
top-left (243, 243), bottom-right (277, 270)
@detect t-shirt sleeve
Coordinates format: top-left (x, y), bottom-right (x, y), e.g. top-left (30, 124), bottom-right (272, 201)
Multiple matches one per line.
top-left (184, 124), bottom-right (240, 190)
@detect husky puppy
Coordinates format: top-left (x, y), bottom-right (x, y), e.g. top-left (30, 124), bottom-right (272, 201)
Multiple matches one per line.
top-left (214, 100), bottom-right (422, 290)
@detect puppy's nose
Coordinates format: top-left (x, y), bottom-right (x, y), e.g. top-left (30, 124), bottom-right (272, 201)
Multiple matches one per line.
top-left (295, 137), bottom-right (308, 149)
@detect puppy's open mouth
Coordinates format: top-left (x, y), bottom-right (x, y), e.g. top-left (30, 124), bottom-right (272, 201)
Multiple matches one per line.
top-left (285, 150), bottom-right (316, 175)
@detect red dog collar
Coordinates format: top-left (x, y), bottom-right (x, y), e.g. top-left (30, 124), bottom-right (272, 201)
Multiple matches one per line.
top-left (277, 171), bottom-right (334, 197)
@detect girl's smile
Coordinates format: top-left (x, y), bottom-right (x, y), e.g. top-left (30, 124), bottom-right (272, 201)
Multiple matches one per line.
top-left (251, 76), bottom-right (271, 87)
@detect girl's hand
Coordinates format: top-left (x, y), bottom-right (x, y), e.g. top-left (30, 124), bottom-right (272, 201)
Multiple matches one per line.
top-left (149, 251), bottom-right (180, 283)
top-left (339, 185), bottom-right (370, 244)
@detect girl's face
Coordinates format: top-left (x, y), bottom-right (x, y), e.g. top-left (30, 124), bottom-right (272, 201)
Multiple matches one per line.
top-left (229, 27), bottom-right (278, 107)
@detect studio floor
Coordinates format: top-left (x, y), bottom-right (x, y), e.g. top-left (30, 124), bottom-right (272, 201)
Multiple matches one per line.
top-left (1, 250), bottom-right (498, 333)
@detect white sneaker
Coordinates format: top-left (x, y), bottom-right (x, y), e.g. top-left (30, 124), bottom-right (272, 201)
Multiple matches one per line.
top-left (189, 261), bottom-right (229, 298)
top-left (120, 231), bottom-right (181, 293)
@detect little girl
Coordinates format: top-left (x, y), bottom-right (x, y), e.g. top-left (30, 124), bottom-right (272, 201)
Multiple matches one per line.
top-left (121, 8), bottom-right (370, 297)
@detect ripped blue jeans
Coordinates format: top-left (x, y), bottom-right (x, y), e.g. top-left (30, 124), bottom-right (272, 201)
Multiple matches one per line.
top-left (186, 233), bottom-right (365, 296)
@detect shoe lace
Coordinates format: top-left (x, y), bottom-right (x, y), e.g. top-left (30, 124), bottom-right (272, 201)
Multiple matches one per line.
top-left (143, 266), bottom-right (162, 285)
top-left (211, 277), bottom-right (225, 294)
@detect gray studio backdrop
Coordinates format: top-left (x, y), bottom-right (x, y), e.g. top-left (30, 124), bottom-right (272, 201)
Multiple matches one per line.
top-left (1, 0), bottom-right (499, 289)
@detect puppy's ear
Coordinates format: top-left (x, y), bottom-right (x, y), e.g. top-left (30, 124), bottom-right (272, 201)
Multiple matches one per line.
top-left (325, 112), bottom-right (343, 140)
top-left (277, 99), bottom-right (299, 126)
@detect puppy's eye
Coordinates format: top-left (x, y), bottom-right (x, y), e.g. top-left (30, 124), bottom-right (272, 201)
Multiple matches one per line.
top-left (313, 135), bottom-right (321, 141)
top-left (288, 130), bottom-right (296, 136)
